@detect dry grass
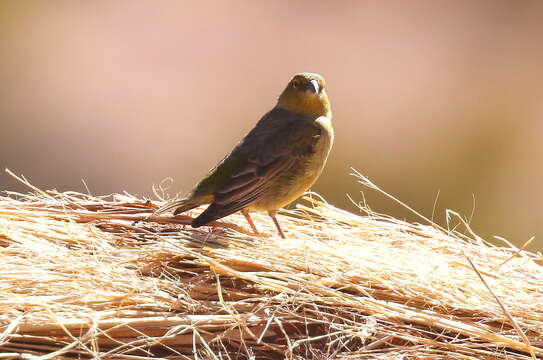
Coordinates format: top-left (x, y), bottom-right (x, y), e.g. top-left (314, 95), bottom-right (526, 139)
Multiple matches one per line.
top-left (0, 169), bottom-right (542, 359)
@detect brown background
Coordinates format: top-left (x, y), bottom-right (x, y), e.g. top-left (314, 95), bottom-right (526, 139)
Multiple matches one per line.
top-left (1, 1), bottom-right (542, 250)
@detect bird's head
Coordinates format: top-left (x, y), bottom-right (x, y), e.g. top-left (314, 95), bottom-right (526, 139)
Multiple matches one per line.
top-left (277, 73), bottom-right (331, 118)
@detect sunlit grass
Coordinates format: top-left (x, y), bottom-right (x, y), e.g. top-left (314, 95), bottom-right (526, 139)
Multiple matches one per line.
top-left (0, 169), bottom-right (542, 359)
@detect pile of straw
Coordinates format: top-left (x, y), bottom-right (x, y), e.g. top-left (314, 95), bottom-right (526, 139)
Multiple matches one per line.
top-left (0, 170), bottom-right (542, 359)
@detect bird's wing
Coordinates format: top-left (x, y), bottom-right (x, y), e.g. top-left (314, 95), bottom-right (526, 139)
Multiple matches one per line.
top-left (192, 108), bottom-right (324, 226)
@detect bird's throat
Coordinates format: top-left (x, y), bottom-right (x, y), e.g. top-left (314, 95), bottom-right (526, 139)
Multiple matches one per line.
top-left (277, 91), bottom-right (331, 118)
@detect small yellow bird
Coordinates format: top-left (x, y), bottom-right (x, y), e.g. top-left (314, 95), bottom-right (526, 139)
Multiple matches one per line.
top-left (154, 72), bottom-right (334, 238)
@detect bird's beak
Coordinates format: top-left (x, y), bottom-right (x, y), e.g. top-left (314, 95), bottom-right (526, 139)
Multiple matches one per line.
top-left (308, 79), bottom-right (320, 94)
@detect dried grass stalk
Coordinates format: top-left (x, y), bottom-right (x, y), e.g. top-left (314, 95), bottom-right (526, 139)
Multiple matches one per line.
top-left (0, 170), bottom-right (542, 359)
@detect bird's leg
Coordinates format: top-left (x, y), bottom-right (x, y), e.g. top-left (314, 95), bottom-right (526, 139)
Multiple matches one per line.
top-left (241, 209), bottom-right (259, 235)
top-left (268, 211), bottom-right (286, 239)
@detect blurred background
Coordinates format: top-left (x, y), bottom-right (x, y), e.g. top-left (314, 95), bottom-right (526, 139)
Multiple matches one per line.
top-left (1, 1), bottom-right (542, 250)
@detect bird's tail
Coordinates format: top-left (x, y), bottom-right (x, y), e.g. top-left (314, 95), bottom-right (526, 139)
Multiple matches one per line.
top-left (191, 202), bottom-right (237, 228)
top-left (191, 209), bottom-right (219, 228)
top-left (152, 197), bottom-right (202, 217)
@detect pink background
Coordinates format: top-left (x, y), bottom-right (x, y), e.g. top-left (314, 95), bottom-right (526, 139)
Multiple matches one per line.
top-left (1, 1), bottom-right (542, 249)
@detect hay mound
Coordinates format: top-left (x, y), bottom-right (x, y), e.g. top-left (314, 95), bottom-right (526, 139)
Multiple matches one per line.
top-left (0, 171), bottom-right (542, 359)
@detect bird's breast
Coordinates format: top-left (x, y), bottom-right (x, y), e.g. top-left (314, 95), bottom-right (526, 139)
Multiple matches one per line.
top-left (249, 116), bottom-right (334, 211)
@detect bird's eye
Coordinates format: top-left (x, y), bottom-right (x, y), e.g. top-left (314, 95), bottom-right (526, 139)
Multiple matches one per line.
top-left (292, 80), bottom-right (300, 88)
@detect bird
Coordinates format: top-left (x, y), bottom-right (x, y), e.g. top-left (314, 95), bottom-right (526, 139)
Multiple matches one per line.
top-left (153, 72), bottom-right (334, 238)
